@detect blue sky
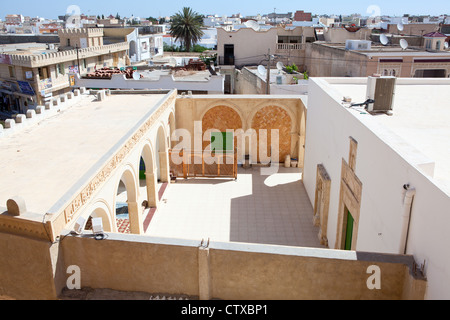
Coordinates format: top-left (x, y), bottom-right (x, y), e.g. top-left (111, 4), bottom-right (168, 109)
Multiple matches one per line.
top-left (1, 0), bottom-right (448, 19)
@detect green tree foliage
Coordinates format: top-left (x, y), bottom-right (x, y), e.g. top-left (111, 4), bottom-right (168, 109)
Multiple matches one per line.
top-left (170, 7), bottom-right (204, 52)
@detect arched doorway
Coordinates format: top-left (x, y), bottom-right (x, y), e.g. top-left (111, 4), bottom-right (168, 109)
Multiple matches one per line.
top-left (129, 40), bottom-right (137, 61)
top-left (114, 168), bottom-right (142, 234)
top-left (84, 205), bottom-right (113, 233)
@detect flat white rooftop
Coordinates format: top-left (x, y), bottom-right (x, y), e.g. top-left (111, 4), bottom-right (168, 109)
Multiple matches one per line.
top-left (0, 93), bottom-right (167, 218)
top-left (327, 78), bottom-right (450, 194)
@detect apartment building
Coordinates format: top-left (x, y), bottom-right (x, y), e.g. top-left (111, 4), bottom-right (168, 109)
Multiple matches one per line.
top-left (0, 28), bottom-right (128, 114)
top-left (305, 37), bottom-right (450, 78)
top-left (217, 26), bottom-right (315, 68)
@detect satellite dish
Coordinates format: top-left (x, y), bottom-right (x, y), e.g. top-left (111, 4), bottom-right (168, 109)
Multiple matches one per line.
top-left (245, 20), bottom-right (261, 31)
top-left (397, 22), bottom-right (404, 32)
top-left (276, 61), bottom-right (284, 71)
top-left (117, 62), bottom-right (125, 69)
top-left (400, 39), bottom-right (408, 50)
top-left (257, 65), bottom-right (267, 76)
top-left (132, 72), bottom-right (141, 80)
top-left (445, 42), bottom-right (449, 49)
top-left (380, 34), bottom-right (389, 45)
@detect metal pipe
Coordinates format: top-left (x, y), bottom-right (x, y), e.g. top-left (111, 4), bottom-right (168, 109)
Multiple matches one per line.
top-left (399, 184), bottom-right (416, 254)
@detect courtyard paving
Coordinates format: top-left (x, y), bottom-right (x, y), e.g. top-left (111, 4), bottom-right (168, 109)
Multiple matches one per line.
top-left (146, 166), bottom-right (325, 248)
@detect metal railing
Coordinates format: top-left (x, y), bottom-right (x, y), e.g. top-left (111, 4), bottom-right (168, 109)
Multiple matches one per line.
top-left (277, 43), bottom-right (303, 50)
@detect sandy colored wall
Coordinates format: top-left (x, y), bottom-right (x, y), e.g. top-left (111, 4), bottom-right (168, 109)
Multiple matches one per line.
top-left (175, 96), bottom-right (305, 164)
top-left (56, 234), bottom-right (424, 300)
top-left (209, 245), bottom-right (419, 300)
top-left (60, 235), bottom-right (200, 297)
top-left (0, 232), bottom-right (59, 300)
top-left (305, 43), bottom-right (368, 77)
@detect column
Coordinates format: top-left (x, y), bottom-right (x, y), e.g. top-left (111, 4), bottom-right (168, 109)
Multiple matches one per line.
top-left (159, 151), bottom-right (170, 184)
top-left (128, 201), bottom-right (143, 235)
top-left (145, 171), bottom-right (159, 208)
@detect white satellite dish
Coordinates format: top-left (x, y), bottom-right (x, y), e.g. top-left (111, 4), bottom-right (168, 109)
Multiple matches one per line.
top-left (400, 39), bottom-right (408, 50)
top-left (276, 61), bottom-right (284, 71)
top-left (445, 42), bottom-right (449, 49)
top-left (380, 34), bottom-right (389, 45)
top-left (133, 72), bottom-right (141, 80)
top-left (257, 65), bottom-right (267, 76)
top-left (245, 20), bottom-right (261, 31)
top-left (117, 62), bottom-right (125, 69)
top-left (397, 22), bottom-right (404, 32)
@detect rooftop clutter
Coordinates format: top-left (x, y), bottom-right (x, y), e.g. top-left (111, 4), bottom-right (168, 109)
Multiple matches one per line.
top-left (84, 67), bottom-right (141, 79)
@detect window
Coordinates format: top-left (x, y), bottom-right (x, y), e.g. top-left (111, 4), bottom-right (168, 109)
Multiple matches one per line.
top-left (436, 41), bottom-right (441, 50)
top-left (8, 66), bottom-right (16, 78)
top-left (38, 67), bottom-right (49, 79)
top-left (67, 39), bottom-right (71, 47)
top-left (211, 132), bottom-right (234, 153)
top-left (56, 63), bottom-right (65, 76)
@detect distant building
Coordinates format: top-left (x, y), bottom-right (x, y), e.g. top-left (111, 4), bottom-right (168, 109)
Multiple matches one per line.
top-left (294, 11), bottom-right (312, 22)
top-left (0, 28), bottom-right (128, 112)
top-left (5, 14), bottom-right (24, 25)
top-left (306, 40), bottom-right (450, 78)
top-left (423, 31), bottom-right (448, 51)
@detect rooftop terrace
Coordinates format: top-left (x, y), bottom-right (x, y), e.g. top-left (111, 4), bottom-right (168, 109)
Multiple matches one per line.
top-left (325, 77), bottom-right (450, 194)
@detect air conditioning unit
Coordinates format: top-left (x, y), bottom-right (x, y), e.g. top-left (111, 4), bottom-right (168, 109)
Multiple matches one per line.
top-left (366, 76), bottom-right (396, 115)
top-left (346, 40), bottom-right (372, 51)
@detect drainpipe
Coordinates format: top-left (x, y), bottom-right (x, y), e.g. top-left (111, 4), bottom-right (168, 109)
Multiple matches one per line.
top-left (399, 184), bottom-right (416, 255)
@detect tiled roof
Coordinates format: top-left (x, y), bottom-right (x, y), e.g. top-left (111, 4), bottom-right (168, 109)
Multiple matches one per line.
top-left (423, 31), bottom-right (447, 38)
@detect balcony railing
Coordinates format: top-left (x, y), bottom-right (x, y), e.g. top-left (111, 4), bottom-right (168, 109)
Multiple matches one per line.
top-left (277, 43), bottom-right (304, 50)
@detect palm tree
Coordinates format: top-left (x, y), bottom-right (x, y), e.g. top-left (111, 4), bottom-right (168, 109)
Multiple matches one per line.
top-left (170, 7), bottom-right (204, 52)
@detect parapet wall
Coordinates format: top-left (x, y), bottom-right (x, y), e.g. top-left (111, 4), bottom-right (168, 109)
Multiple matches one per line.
top-left (58, 28), bottom-right (104, 37)
top-left (56, 232), bottom-right (426, 300)
top-left (0, 87), bottom-right (91, 139)
top-left (7, 42), bottom-right (128, 68)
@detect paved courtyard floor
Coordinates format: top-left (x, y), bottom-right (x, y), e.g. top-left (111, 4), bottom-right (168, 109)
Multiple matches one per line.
top-left (146, 166), bottom-right (325, 248)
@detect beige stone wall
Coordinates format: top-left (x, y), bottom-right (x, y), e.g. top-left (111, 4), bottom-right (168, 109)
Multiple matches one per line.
top-left (202, 105), bottom-right (243, 150)
top-left (0, 232), bottom-right (59, 300)
top-left (305, 43), bottom-right (369, 77)
top-left (252, 105), bottom-right (292, 162)
top-left (60, 235), bottom-right (200, 297)
top-left (54, 235), bottom-right (425, 300)
top-left (175, 96), bottom-right (305, 164)
top-left (58, 28), bottom-right (104, 49)
top-left (0, 229), bottom-right (426, 300)
top-left (208, 247), bottom-right (423, 300)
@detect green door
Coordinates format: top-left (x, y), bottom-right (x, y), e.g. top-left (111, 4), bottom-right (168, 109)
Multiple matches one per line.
top-left (345, 210), bottom-right (354, 251)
